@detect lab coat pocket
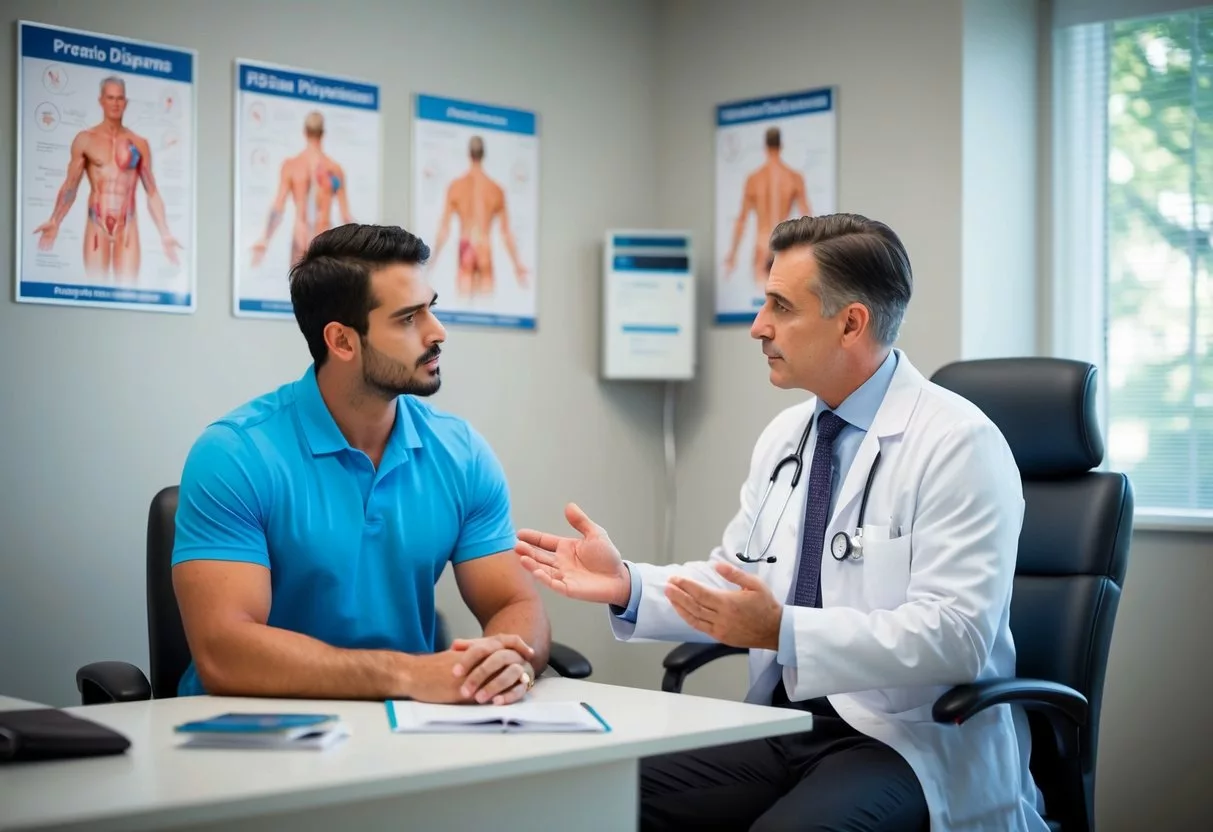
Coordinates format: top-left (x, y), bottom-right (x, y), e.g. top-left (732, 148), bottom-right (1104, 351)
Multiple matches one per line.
top-left (861, 533), bottom-right (912, 610)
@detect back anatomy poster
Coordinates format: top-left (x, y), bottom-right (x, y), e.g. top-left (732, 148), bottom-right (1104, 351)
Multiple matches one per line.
top-left (412, 93), bottom-right (538, 329)
top-left (233, 59), bottom-right (381, 317)
top-left (714, 86), bottom-right (837, 324)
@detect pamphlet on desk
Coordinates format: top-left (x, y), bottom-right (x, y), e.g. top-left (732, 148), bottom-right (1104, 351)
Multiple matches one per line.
top-left (386, 700), bottom-right (610, 734)
top-left (174, 713), bottom-right (350, 750)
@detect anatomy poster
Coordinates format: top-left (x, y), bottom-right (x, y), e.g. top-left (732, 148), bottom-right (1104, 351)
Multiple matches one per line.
top-left (413, 94), bottom-right (539, 329)
top-left (16, 20), bottom-right (196, 312)
top-left (233, 59), bottom-right (381, 317)
top-left (715, 87), bottom-right (837, 324)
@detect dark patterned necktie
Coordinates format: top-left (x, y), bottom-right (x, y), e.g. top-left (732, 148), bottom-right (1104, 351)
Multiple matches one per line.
top-left (792, 410), bottom-right (848, 608)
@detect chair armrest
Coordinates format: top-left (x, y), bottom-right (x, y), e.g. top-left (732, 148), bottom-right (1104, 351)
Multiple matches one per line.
top-left (932, 677), bottom-right (1087, 758)
top-left (547, 641), bottom-right (593, 679)
top-left (76, 662), bottom-right (153, 705)
top-left (932, 678), bottom-right (1088, 725)
top-left (662, 643), bottom-right (748, 693)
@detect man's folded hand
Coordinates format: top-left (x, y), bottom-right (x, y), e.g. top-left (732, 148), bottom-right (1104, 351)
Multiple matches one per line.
top-left (451, 634), bottom-right (537, 705)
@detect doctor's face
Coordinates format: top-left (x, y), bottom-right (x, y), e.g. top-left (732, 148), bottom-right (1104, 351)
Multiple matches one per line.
top-left (750, 246), bottom-right (846, 393)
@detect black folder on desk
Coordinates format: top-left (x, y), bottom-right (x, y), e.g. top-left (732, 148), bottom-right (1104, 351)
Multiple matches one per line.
top-left (0, 708), bottom-right (130, 763)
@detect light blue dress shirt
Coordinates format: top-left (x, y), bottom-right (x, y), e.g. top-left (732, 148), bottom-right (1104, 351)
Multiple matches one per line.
top-left (613, 350), bottom-right (900, 670)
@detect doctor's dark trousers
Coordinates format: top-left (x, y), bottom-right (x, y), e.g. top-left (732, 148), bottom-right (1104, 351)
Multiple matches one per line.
top-left (638, 682), bottom-right (929, 832)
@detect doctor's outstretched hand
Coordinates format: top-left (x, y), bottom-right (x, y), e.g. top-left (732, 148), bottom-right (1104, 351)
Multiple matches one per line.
top-left (515, 503), bottom-right (633, 607)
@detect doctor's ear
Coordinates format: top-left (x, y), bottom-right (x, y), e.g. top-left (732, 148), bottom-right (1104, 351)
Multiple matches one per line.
top-left (840, 302), bottom-right (870, 343)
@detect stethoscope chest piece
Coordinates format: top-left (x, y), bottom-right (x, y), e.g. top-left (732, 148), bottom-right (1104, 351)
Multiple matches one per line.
top-left (830, 528), bottom-right (864, 562)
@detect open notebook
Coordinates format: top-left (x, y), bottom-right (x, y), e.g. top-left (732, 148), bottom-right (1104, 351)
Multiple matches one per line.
top-left (385, 700), bottom-right (610, 734)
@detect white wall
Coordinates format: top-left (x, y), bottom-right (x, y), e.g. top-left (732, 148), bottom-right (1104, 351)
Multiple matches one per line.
top-left (1, 1), bottom-right (1208, 828)
top-left (1095, 530), bottom-right (1213, 831)
top-left (961, 0), bottom-right (1039, 359)
top-left (0, 0), bottom-right (676, 706)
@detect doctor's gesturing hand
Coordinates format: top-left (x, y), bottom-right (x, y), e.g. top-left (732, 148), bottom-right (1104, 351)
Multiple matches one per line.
top-left (516, 503), bottom-right (783, 650)
top-left (515, 503), bottom-right (633, 606)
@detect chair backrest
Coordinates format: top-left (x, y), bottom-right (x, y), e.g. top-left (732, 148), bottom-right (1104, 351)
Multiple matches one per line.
top-left (930, 357), bottom-right (1132, 830)
top-left (146, 486), bottom-right (191, 699)
top-left (144, 486), bottom-right (454, 698)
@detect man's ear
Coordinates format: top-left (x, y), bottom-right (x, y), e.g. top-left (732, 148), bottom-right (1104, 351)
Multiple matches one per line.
top-left (840, 303), bottom-right (870, 344)
top-left (323, 322), bottom-right (359, 363)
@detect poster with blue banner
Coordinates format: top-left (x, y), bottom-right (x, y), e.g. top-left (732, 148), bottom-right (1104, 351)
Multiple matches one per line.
top-left (412, 93), bottom-right (539, 329)
top-left (15, 20), bottom-right (196, 313)
top-left (715, 86), bottom-right (837, 324)
top-left (233, 59), bottom-right (381, 318)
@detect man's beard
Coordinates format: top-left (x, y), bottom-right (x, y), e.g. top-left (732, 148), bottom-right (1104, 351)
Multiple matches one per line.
top-left (361, 340), bottom-right (441, 399)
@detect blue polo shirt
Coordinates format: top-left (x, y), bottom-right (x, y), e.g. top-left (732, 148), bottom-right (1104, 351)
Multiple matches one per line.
top-left (171, 365), bottom-right (517, 696)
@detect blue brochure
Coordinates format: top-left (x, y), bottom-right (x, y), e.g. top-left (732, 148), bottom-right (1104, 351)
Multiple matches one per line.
top-left (175, 713), bottom-right (339, 735)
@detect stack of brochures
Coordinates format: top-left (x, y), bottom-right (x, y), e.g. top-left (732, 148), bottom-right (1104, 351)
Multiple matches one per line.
top-left (174, 712), bottom-right (350, 750)
top-left (385, 700), bottom-right (610, 734)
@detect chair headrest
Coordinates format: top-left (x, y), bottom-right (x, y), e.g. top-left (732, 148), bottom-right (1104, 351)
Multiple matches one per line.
top-left (929, 357), bottom-right (1104, 478)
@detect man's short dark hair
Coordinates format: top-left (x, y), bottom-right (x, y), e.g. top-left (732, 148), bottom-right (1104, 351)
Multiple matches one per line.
top-left (289, 224), bottom-right (431, 366)
top-left (765, 127), bottom-right (781, 150)
top-left (769, 213), bottom-right (912, 346)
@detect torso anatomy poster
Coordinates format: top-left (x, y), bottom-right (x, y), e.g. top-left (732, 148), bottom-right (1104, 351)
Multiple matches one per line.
top-left (413, 94), bottom-right (538, 329)
top-left (16, 20), bottom-right (196, 313)
top-left (715, 87), bottom-right (837, 324)
top-left (233, 59), bottom-right (381, 318)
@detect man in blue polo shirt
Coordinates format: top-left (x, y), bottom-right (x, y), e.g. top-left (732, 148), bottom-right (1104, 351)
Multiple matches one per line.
top-left (171, 223), bottom-right (549, 704)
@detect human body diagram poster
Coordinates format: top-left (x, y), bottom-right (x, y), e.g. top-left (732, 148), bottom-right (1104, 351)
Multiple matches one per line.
top-left (233, 59), bottom-right (381, 317)
top-left (715, 87), bottom-right (837, 324)
top-left (16, 21), bottom-right (197, 313)
top-left (412, 94), bottom-right (539, 329)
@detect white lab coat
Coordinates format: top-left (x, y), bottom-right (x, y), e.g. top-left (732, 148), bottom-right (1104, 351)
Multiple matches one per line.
top-left (610, 351), bottom-right (1048, 832)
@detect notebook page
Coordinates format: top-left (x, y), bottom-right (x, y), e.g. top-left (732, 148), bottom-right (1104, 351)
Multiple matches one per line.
top-left (387, 700), bottom-right (604, 732)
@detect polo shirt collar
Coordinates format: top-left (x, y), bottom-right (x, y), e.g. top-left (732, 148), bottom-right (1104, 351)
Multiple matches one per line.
top-left (295, 365), bottom-right (423, 457)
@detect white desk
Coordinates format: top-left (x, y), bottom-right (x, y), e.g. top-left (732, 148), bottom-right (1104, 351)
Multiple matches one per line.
top-left (0, 678), bottom-right (812, 832)
top-left (0, 695), bottom-right (48, 712)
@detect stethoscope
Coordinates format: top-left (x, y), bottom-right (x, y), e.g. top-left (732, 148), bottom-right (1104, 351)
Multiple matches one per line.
top-left (736, 412), bottom-right (882, 565)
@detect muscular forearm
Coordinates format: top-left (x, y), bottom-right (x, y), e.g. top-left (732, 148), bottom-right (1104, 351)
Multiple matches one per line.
top-left (49, 184), bottom-right (79, 225)
top-left (482, 598), bottom-right (551, 674)
top-left (193, 620), bottom-right (413, 700)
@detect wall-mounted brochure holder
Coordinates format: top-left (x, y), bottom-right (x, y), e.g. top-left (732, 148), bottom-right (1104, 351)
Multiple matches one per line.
top-left (601, 230), bottom-right (696, 382)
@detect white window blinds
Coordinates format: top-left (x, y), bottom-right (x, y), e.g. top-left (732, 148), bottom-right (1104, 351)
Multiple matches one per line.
top-left (1053, 4), bottom-right (1213, 522)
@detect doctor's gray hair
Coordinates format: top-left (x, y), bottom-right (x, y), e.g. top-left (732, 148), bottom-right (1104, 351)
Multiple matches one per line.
top-left (769, 213), bottom-right (912, 346)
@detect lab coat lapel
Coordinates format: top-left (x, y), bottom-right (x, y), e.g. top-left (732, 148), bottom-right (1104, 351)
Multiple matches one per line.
top-left (828, 352), bottom-right (923, 529)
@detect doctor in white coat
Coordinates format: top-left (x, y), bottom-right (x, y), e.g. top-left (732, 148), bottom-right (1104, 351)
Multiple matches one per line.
top-left (516, 213), bottom-right (1048, 832)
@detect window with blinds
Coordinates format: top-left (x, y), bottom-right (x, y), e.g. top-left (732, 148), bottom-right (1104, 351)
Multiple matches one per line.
top-left (1054, 4), bottom-right (1213, 522)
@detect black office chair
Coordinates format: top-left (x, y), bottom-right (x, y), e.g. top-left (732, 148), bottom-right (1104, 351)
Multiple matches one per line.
top-left (660, 358), bottom-right (1132, 832)
top-left (76, 486), bottom-right (593, 703)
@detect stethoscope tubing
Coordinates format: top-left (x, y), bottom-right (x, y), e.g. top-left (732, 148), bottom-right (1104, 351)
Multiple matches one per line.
top-left (737, 412), bottom-right (881, 565)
